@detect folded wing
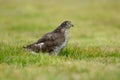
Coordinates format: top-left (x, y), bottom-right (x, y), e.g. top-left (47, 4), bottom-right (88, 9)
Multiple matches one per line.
top-left (24, 32), bottom-right (65, 53)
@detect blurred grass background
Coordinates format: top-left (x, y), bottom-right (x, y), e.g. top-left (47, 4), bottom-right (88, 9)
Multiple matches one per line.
top-left (0, 0), bottom-right (120, 80)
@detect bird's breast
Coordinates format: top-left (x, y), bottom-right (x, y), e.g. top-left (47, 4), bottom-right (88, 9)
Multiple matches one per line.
top-left (53, 30), bottom-right (69, 54)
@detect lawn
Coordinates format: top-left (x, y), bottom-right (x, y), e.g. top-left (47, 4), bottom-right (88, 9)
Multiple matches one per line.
top-left (0, 0), bottom-right (120, 80)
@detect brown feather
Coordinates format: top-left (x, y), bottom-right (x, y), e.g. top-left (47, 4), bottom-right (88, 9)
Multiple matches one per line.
top-left (24, 21), bottom-right (73, 54)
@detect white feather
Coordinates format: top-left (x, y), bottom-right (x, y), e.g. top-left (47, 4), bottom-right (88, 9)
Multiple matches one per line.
top-left (38, 42), bottom-right (44, 48)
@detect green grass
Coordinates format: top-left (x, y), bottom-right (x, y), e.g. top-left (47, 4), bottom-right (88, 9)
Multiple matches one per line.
top-left (0, 0), bottom-right (120, 80)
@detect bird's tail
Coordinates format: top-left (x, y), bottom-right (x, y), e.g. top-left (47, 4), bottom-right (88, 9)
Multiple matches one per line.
top-left (23, 43), bottom-right (33, 49)
top-left (23, 43), bottom-right (41, 53)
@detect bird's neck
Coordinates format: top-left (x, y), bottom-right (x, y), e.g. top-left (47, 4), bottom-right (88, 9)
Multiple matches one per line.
top-left (54, 26), bottom-right (69, 33)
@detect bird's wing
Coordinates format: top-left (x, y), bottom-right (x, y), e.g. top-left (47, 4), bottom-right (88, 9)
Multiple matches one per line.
top-left (36, 32), bottom-right (56, 43)
top-left (25, 32), bottom-right (65, 53)
top-left (36, 32), bottom-right (65, 46)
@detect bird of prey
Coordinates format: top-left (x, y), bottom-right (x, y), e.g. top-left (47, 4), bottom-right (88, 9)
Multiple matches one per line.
top-left (24, 21), bottom-right (74, 55)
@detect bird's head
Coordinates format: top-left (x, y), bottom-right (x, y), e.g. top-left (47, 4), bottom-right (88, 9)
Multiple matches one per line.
top-left (60, 21), bottom-right (74, 29)
top-left (54, 21), bottom-right (74, 32)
